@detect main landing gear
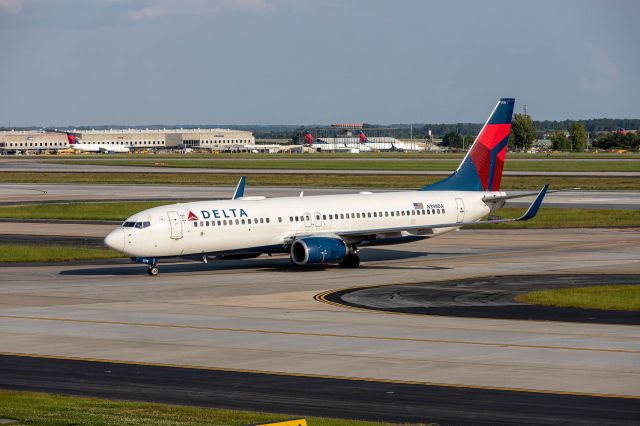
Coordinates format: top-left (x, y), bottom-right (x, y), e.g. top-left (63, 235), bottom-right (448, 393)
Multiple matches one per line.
top-left (339, 253), bottom-right (360, 268)
top-left (147, 265), bottom-right (159, 276)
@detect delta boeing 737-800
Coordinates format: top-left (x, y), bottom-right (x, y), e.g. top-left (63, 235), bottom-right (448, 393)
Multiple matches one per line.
top-left (104, 98), bottom-right (548, 276)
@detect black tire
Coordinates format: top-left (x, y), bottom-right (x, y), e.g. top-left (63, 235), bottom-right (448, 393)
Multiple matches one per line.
top-left (147, 266), bottom-right (159, 276)
top-left (339, 253), bottom-right (360, 268)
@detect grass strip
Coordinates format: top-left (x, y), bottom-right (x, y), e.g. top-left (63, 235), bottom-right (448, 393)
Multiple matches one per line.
top-left (0, 390), bottom-right (410, 426)
top-left (515, 285), bottom-right (640, 311)
top-left (0, 243), bottom-right (120, 262)
top-left (0, 201), bottom-right (169, 221)
top-left (471, 208), bottom-right (640, 229)
top-left (21, 151), bottom-right (640, 159)
top-left (1, 172), bottom-right (639, 190)
top-left (50, 158), bottom-right (640, 172)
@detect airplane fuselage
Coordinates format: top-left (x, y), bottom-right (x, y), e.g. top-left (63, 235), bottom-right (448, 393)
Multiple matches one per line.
top-left (106, 190), bottom-right (497, 259)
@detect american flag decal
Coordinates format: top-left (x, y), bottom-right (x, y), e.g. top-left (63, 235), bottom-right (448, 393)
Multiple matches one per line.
top-left (413, 202), bottom-right (424, 209)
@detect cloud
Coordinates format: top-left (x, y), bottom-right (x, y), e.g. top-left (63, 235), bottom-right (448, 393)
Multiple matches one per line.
top-left (580, 46), bottom-right (621, 92)
top-left (0, 0), bottom-right (23, 14)
top-left (123, 0), bottom-right (272, 21)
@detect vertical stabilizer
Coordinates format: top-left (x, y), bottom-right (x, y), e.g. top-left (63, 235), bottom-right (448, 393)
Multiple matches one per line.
top-left (421, 98), bottom-right (515, 192)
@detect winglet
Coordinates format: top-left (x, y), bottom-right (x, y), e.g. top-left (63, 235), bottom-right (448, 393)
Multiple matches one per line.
top-left (519, 184), bottom-right (548, 221)
top-left (232, 176), bottom-right (246, 200)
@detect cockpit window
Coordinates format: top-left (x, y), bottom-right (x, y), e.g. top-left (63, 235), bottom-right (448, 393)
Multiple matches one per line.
top-left (123, 221), bottom-right (150, 229)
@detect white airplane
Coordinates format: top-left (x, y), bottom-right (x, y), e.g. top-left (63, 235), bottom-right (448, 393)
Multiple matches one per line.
top-left (105, 98), bottom-right (548, 276)
top-left (66, 133), bottom-right (130, 153)
top-left (303, 132), bottom-right (421, 152)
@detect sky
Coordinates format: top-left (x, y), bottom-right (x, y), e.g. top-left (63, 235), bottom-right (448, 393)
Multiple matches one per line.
top-left (1, 0), bottom-right (639, 126)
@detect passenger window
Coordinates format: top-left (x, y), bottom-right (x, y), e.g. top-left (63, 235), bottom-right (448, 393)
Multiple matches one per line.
top-left (385, 212), bottom-right (389, 217)
top-left (442, 209), bottom-right (445, 214)
top-left (437, 209), bottom-right (441, 214)
top-left (248, 219), bottom-right (252, 224)
top-left (278, 217), bottom-right (282, 223)
top-left (295, 217), bottom-right (299, 222)
top-left (322, 215), bottom-right (326, 220)
top-left (223, 220), bottom-right (227, 225)
top-left (206, 221), bottom-right (210, 226)
top-left (290, 216), bottom-right (293, 222)
top-left (401, 211), bottom-right (405, 216)
top-left (235, 219), bottom-right (239, 225)
top-left (373, 212), bottom-right (377, 217)
top-left (305, 215), bottom-right (310, 221)
top-left (194, 222), bottom-right (198, 227)
top-left (241, 219), bottom-right (245, 224)
top-left (217, 220), bottom-right (221, 226)
top-left (266, 218), bottom-right (270, 223)
top-left (368, 212), bottom-right (371, 218)
top-left (200, 221), bottom-right (204, 226)
top-left (356, 213), bottom-right (360, 218)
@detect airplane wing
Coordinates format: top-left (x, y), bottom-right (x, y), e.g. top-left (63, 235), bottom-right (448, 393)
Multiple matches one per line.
top-left (286, 185), bottom-right (548, 242)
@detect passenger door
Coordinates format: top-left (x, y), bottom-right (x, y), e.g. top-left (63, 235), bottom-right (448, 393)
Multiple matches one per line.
top-left (167, 211), bottom-right (183, 239)
top-left (303, 212), bottom-right (312, 228)
top-left (455, 198), bottom-right (465, 223)
top-left (314, 212), bottom-right (322, 228)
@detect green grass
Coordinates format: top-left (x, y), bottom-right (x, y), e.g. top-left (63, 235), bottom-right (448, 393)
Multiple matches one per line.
top-left (516, 285), bottom-right (640, 311)
top-left (17, 151), bottom-right (640, 159)
top-left (0, 201), bottom-right (169, 221)
top-left (50, 158), bottom-right (640, 172)
top-left (0, 244), bottom-right (120, 262)
top-left (0, 390), bottom-right (414, 426)
top-left (471, 208), bottom-right (640, 229)
top-left (1, 172), bottom-right (639, 190)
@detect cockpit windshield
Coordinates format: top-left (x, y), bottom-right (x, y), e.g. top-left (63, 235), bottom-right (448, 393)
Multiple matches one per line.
top-left (122, 221), bottom-right (150, 228)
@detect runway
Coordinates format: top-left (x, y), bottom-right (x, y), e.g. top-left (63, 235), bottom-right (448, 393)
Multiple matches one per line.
top-left (1, 228), bottom-right (639, 424)
top-left (2, 354), bottom-right (638, 426)
top-left (1, 183), bottom-right (639, 209)
top-left (2, 159), bottom-right (640, 176)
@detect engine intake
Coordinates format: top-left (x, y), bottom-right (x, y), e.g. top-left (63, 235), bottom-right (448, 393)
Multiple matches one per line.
top-left (291, 237), bottom-right (348, 265)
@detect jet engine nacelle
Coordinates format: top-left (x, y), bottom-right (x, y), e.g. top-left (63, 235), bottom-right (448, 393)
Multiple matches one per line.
top-left (290, 236), bottom-right (348, 265)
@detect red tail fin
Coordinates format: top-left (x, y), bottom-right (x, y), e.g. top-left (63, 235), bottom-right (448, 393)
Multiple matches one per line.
top-left (304, 133), bottom-right (313, 145)
top-left (66, 133), bottom-right (77, 145)
top-left (359, 132), bottom-right (367, 143)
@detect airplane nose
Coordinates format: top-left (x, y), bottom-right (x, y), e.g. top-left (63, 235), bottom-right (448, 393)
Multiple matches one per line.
top-left (104, 229), bottom-right (125, 252)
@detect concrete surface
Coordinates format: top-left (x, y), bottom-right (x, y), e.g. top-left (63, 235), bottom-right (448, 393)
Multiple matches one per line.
top-left (1, 228), bottom-right (639, 398)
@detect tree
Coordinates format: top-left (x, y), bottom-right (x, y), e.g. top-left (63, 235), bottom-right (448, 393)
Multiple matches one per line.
top-left (442, 131), bottom-right (463, 149)
top-left (510, 114), bottom-right (537, 151)
top-left (549, 130), bottom-right (570, 151)
top-left (569, 122), bottom-right (588, 152)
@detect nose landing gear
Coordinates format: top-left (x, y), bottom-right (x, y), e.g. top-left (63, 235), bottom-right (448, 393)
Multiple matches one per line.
top-left (134, 257), bottom-right (159, 276)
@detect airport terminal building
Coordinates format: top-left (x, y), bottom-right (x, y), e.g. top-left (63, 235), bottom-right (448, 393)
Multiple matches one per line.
top-left (0, 128), bottom-right (256, 154)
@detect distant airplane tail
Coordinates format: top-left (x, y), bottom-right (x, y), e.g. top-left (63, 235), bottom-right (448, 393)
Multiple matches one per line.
top-left (358, 132), bottom-right (367, 144)
top-left (66, 133), bottom-right (78, 145)
top-left (304, 133), bottom-right (313, 145)
top-left (421, 98), bottom-right (515, 192)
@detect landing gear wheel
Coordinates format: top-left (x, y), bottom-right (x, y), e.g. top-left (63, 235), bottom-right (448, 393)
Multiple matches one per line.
top-left (339, 253), bottom-right (360, 268)
top-left (147, 266), bottom-right (159, 276)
